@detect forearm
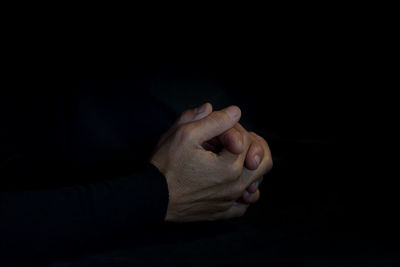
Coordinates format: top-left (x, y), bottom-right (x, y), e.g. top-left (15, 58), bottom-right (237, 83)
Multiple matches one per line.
top-left (0, 163), bottom-right (168, 266)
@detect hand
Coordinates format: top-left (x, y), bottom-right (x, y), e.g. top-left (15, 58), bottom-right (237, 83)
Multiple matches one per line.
top-left (203, 122), bottom-right (270, 204)
top-left (234, 125), bottom-right (271, 204)
top-left (155, 103), bottom-right (271, 204)
top-left (151, 104), bottom-right (273, 222)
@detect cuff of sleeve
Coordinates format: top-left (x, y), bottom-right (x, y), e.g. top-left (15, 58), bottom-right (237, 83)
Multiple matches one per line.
top-left (129, 162), bottom-right (170, 224)
top-left (92, 162), bottom-right (169, 233)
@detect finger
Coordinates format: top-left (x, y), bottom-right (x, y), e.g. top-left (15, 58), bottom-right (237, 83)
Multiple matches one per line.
top-left (241, 132), bottom-right (273, 187)
top-left (252, 133), bottom-right (273, 173)
top-left (242, 190), bottom-right (260, 204)
top-left (202, 125), bottom-right (243, 154)
top-left (246, 180), bottom-right (260, 194)
top-left (214, 201), bottom-right (249, 220)
top-left (158, 103), bottom-right (213, 146)
top-left (189, 105), bottom-right (241, 144)
top-left (245, 132), bottom-right (265, 170)
top-left (217, 127), bottom-right (243, 154)
top-left (218, 121), bottom-right (252, 165)
top-left (178, 102), bottom-right (213, 126)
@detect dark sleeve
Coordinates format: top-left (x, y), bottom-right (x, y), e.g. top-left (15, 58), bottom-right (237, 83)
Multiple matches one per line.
top-left (0, 162), bottom-right (169, 266)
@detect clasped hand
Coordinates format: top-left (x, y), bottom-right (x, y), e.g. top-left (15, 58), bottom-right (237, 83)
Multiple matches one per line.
top-left (151, 103), bottom-right (273, 222)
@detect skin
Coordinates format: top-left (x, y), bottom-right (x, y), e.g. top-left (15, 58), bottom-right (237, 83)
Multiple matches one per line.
top-left (160, 103), bottom-right (268, 204)
top-left (151, 103), bottom-right (273, 222)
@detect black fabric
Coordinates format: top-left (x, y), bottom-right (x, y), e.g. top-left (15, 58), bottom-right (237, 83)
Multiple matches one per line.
top-left (0, 80), bottom-right (173, 266)
top-left (1, 61), bottom-right (399, 265)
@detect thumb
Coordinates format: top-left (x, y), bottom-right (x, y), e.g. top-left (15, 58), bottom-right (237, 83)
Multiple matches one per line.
top-left (176, 102), bottom-right (213, 126)
top-left (156, 103), bottom-right (213, 146)
top-left (189, 105), bottom-right (241, 144)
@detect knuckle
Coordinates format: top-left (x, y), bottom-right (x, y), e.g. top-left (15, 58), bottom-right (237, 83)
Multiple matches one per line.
top-left (224, 182), bottom-right (244, 200)
top-left (252, 190), bottom-right (261, 202)
top-left (253, 132), bottom-right (265, 141)
top-left (175, 110), bottom-right (192, 126)
top-left (226, 162), bottom-right (242, 178)
top-left (232, 182), bottom-right (245, 198)
top-left (250, 143), bottom-right (264, 158)
top-left (252, 132), bottom-right (270, 148)
top-left (176, 124), bottom-right (195, 143)
top-left (230, 129), bottom-right (242, 144)
top-left (243, 131), bottom-right (252, 145)
top-left (180, 110), bottom-right (191, 120)
top-left (264, 155), bottom-right (273, 171)
top-left (248, 131), bottom-right (257, 137)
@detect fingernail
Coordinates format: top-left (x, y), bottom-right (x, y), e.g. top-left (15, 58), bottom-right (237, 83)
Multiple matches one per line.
top-left (254, 155), bottom-right (260, 166)
top-left (226, 106), bottom-right (240, 119)
top-left (254, 181), bottom-right (259, 188)
top-left (196, 104), bottom-right (206, 114)
top-left (244, 191), bottom-right (250, 198)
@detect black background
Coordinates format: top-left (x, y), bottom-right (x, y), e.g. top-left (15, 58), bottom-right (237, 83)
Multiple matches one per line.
top-left (3, 19), bottom-right (399, 265)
